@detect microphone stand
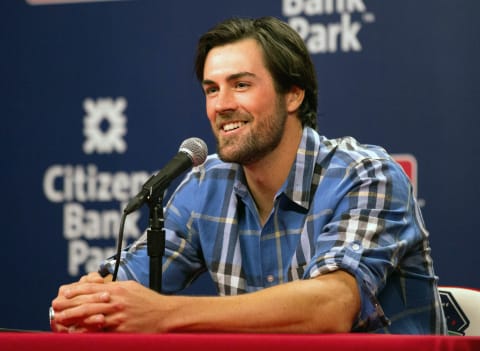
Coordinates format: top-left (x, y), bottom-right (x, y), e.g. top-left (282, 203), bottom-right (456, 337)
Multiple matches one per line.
top-left (146, 195), bottom-right (165, 293)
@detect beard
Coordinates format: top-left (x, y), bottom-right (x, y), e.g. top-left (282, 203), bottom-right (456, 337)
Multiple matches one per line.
top-left (214, 96), bottom-right (288, 165)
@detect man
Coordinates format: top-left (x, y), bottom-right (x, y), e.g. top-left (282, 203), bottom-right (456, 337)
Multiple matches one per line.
top-left (51, 17), bottom-right (446, 334)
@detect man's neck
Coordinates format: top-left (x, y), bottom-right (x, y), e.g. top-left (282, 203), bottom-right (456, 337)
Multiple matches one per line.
top-left (243, 120), bottom-right (303, 226)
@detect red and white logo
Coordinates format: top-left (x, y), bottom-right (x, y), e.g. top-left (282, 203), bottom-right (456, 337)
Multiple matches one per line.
top-left (392, 154), bottom-right (418, 196)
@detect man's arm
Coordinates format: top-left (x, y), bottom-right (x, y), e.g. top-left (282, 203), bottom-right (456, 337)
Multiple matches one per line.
top-left (52, 270), bottom-right (359, 333)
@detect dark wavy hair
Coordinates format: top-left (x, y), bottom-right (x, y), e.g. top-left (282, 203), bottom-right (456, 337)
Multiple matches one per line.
top-left (194, 16), bottom-right (318, 130)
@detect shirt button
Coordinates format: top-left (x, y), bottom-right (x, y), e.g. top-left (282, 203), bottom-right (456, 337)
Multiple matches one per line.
top-left (352, 243), bottom-right (361, 251)
top-left (266, 275), bottom-right (275, 283)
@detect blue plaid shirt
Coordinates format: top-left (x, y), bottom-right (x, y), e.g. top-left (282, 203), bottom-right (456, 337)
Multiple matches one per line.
top-left (102, 127), bottom-right (446, 334)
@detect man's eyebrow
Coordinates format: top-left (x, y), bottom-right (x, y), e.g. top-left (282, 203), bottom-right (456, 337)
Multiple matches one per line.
top-left (202, 71), bottom-right (257, 86)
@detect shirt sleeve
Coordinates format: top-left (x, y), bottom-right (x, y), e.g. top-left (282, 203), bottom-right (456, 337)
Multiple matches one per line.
top-left (99, 169), bottom-right (207, 293)
top-left (305, 156), bottom-right (417, 331)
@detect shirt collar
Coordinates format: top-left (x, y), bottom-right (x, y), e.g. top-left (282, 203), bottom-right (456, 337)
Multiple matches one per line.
top-left (234, 127), bottom-right (321, 210)
top-left (281, 126), bottom-right (320, 210)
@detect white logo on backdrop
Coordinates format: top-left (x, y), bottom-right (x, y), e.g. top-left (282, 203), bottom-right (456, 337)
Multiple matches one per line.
top-left (83, 97), bottom-right (128, 154)
top-left (282, 0), bottom-right (376, 54)
top-left (43, 96), bottom-right (150, 276)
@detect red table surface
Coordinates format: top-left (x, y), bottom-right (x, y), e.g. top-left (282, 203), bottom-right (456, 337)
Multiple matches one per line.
top-left (1, 332), bottom-right (480, 351)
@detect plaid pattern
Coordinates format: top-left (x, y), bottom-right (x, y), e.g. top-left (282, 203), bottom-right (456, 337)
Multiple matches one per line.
top-left (103, 127), bottom-right (446, 334)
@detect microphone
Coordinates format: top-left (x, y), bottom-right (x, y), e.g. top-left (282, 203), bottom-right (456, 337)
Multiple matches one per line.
top-left (123, 137), bottom-right (208, 215)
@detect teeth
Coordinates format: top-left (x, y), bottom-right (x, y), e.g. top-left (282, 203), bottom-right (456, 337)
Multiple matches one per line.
top-left (223, 121), bottom-right (245, 131)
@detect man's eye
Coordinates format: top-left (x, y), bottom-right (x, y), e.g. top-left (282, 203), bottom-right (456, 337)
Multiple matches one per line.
top-left (205, 87), bottom-right (218, 95)
top-left (236, 82), bottom-right (250, 89)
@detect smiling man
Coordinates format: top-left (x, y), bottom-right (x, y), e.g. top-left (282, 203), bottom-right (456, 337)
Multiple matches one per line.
top-left (51, 17), bottom-right (446, 334)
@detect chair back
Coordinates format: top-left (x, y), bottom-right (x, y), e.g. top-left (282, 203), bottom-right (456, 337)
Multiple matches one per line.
top-left (439, 286), bottom-right (480, 336)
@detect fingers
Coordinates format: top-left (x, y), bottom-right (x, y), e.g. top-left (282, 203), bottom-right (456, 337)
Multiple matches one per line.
top-left (51, 274), bottom-right (119, 333)
top-left (65, 313), bottom-right (107, 333)
top-left (79, 272), bottom-right (105, 284)
top-left (51, 279), bottom-right (140, 333)
top-left (66, 322), bottom-right (103, 334)
top-left (82, 313), bottom-right (106, 326)
top-left (54, 302), bottom-right (111, 326)
top-left (51, 304), bottom-right (109, 333)
top-left (57, 272), bottom-right (105, 299)
top-left (56, 281), bottom-right (110, 302)
top-left (53, 290), bottom-right (110, 314)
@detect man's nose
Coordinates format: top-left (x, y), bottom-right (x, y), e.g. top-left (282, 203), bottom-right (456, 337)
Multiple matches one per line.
top-left (215, 88), bottom-right (237, 113)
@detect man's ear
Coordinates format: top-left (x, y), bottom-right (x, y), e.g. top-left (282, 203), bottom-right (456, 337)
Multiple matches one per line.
top-left (286, 86), bottom-right (305, 113)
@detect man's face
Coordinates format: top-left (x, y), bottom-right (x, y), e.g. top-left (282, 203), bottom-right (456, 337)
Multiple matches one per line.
top-left (202, 38), bottom-right (288, 165)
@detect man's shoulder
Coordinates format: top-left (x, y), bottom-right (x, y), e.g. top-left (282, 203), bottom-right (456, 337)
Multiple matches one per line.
top-left (193, 154), bottom-right (240, 174)
top-left (318, 135), bottom-right (392, 166)
top-left (166, 155), bottom-right (240, 212)
top-left (184, 154), bottom-right (241, 187)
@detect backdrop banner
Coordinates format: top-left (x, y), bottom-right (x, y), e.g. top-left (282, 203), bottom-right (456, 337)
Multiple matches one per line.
top-left (1, 0), bottom-right (479, 331)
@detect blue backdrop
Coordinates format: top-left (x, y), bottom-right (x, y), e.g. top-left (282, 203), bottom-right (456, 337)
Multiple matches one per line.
top-left (1, 0), bottom-right (479, 331)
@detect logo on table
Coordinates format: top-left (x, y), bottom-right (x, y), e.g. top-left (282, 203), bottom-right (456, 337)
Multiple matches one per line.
top-left (83, 97), bottom-right (128, 154)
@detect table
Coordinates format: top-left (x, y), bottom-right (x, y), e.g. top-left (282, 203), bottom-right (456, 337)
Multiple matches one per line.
top-left (1, 332), bottom-right (480, 351)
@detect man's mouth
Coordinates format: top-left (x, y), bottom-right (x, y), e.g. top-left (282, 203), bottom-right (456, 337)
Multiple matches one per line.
top-left (221, 121), bottom-right (247, 132)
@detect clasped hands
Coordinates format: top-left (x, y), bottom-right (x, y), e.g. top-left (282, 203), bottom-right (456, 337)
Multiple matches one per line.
top-left (51, 272), bottom-right (167, 333)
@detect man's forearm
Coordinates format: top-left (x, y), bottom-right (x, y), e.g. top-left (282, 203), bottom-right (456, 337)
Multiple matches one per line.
top-left (162, 270), bottom-right (360, 333)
